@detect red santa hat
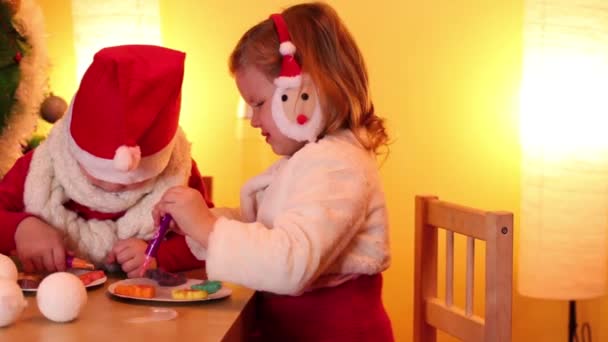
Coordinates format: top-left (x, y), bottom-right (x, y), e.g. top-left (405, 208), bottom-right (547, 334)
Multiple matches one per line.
top-left (67, 45), bottom-right (185, 185)
top-left (270, 14), bottom-right (302, 88)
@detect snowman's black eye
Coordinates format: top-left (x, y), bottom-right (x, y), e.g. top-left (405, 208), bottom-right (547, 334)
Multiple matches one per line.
top-left (281, 94), bottom-right (288, 102)
top-left (301, 93), bottom-right (309, 100)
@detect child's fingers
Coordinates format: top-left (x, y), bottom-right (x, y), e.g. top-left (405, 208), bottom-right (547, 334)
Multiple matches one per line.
top-left (160, 185), bottom-right (188, 200)
top-left (42, 252), bottom-right (57, 272)
top-left (115, 247), bottom-right (136, 264)
top-left (151, 205), bottom-right (164, 226)
top-left (169, 221), bottom-right (184, 235)
top-left (127, 268), bottom-right (143, 279)
top-left (20, 257), bottom-right (35, 273)
top-left (52, 247), bottom-right (66, 272)
top-left (32, 256), bottom-right (45, 273)
top-left (122, 258), bottom-right (141, 276)
top-left (112, 239), bottom-right (133, 255)
top-left (106, 251), bottom-right (116, 264)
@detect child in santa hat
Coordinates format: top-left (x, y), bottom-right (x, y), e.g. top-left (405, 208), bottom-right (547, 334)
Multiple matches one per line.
top-left (0, 44), bottom-right (212, 278)
top-left (153, 3), bottom-right (393, 341)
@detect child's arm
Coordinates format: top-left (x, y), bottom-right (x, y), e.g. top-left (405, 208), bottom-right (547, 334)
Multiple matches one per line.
top-left (152, 159), bottom-right (212, 272)
top-left (0, 152), bottom-right (37, 254)
top-left (15, 216), bottom-right (67, 272)
top-left (204, 146), bottom-right (380, 295)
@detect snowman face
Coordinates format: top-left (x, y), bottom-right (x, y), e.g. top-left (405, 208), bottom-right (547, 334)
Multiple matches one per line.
top-left (271, 74), bottom-right (324, 142)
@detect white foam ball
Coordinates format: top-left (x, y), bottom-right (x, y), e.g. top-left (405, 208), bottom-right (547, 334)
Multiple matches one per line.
top-left (37, 272), bottom-right (87, 322)
top-left (0, 279), bottom-right (27, 327)
top-left (0, 254), bottom-right (18, 281)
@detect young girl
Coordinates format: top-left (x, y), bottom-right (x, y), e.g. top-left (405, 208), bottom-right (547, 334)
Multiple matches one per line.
top-left (154, 3), bottom-right (393, 340)
top-left (0, 45), bottom-right (212, 277)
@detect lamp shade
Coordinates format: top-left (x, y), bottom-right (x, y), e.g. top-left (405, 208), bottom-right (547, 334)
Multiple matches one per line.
top-left (518, 0), bottom-right (608, 300)
top-left (71, 0), bottom-right (162, 81)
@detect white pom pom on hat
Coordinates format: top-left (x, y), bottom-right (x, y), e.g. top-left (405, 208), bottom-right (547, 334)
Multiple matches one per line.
top-left (279, 41), bottom-right (296, 56)
top-left (113, 145), bottom-right (142, 172)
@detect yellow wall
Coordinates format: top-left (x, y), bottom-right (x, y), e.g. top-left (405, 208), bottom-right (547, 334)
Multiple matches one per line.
top-left (34, 0), bottom-right (606, 341)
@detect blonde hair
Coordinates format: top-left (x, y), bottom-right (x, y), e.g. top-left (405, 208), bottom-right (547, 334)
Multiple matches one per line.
top-left (229, 2), bottom-right (389, 155)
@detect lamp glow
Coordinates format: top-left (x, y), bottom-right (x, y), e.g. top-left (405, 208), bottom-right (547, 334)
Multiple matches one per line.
top-left (518, 1), bottom-right (608, 300)
top-left (71, 0), bottom-right (162, 82)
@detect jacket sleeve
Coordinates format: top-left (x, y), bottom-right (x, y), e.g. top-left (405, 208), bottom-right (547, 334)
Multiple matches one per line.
top-left (0, 152), bottom-right (36, 254)
top-left (156, 159), bottom-right (211, 271)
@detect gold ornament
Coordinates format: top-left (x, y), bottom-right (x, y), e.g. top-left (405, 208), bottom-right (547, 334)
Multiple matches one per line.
top-left (40, 95), bottom-right (67, 123)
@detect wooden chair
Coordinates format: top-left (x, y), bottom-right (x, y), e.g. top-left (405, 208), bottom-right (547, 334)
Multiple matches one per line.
top-left (413, 195), bottom-right (513, 342)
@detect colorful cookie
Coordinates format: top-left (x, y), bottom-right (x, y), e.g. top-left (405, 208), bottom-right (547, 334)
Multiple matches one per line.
top-left (17, 278), bottom-right (40, 290)
top-left (114, 284), bottom-right (156, 298)
top-left (78, 270), bottom-right (105, 285)
top-left (145, 268), bottom-right (187, 286)
top-left (171, 289), bottom-right (208, 300)
top-left (17, 273), bottom-right (42, 289)
top-left (191, 280), bottom-right (222, 294)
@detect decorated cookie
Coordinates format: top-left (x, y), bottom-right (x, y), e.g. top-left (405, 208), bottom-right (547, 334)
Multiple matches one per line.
top-left (145, 268), bottom-right (187, 287)
top-left (77, 270), bottom-right (105, 286)
top-left (171, 289), bottom-right (208, 300)
top-left (114, 284), bottom-right (156, 299)
top-left (17, 273), bottom-right (42, 290)
top-left (17, 278), bottom-right (39, 290)
top-left (191, 280), bottom-right (221, 294)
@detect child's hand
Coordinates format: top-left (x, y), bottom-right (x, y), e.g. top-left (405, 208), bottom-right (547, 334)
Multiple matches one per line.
top-left (152, 186), bottom-right (217, 247)
top-left (15, 217), bottom-right (67, 273)
top-left (110, 238), bottom-right (156, 278)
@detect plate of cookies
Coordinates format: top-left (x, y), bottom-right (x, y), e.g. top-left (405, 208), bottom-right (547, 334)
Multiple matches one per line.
top-left (19, 269), bottom-right (107, 292)
top-left (108, 269), bottom-right (231, 302)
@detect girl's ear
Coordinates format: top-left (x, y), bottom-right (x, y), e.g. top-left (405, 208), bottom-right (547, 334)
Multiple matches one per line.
top-left (271, 73), bottom-right (325, 142)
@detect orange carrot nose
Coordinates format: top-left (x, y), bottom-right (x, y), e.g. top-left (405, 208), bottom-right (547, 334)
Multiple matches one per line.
top-left (297, 114), bottom-right (308, 125)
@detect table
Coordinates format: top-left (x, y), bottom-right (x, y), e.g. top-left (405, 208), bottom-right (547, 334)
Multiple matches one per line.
top-left (0, 271), bottom-right (256, 342)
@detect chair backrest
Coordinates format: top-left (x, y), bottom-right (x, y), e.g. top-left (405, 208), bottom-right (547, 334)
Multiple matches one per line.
top-left (413, 195), bottom-right (513, 342)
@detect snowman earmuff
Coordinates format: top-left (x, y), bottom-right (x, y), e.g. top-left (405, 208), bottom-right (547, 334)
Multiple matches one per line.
top-left (269, 13), bottom-right (324, 143)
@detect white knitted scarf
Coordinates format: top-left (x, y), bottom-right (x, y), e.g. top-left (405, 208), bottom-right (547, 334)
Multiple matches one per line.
top-left (23, 117), bottom-right (192, 264)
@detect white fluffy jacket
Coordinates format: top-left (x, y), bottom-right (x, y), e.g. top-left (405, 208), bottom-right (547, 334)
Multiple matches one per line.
top-left (187, 130), bottom-right (390, 295)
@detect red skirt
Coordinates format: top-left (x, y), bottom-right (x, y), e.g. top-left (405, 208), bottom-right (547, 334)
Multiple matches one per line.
top-left (254, 273), bottom-right (394, 342)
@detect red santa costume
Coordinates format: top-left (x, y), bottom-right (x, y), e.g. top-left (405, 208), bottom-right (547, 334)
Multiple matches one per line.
top-left (0, 45), bottom-right (211, 271)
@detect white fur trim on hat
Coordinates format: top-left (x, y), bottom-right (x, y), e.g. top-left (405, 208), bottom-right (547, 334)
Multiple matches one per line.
top-left (113, 145), bottom-right (141, 172)
top-left (274, 75), bottom-right (302, 89)
top-left (69, 135), bottom-right (175, 185)
top-left (279, 42), bottom-right (296, 56)
top-left (65, 108), bottom-right (176, 184)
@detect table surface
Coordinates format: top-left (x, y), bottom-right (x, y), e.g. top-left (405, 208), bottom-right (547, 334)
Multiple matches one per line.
top-left (0, 271), bottom-right (256, 342)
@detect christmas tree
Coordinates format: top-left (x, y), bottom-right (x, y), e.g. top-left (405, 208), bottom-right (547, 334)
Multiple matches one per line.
top-left (0, 0), bottom-right (49, 178)
top-left (0, 2), bottom-right (24, 131)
